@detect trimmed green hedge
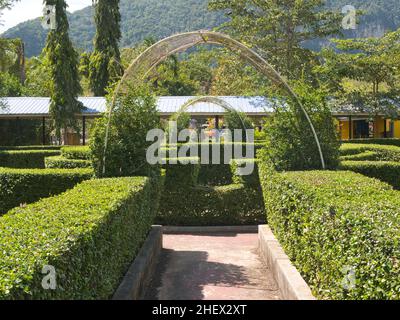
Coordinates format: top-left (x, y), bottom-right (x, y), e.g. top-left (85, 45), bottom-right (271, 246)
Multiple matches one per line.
top-left (45, 156), bottom-right (92, 169)
top-left (340, 160), bottom-right (400, 189)
top-left (157, 184), bottom-right (265, 226)
top-left (339, 151), bottom-right (378, 161)
top-left (340, 143), bottom-right (400, 162)
top-left (0, 177), bottom-right (157, 300)
top-left (0, 168), bottom-right (93, 214)
top-left (0, 146), bottom-right (61, 151)
top-left (0, 150), bottom-right (61, 169)
top-left (61, 146), bottom-right (91, 160)
top-left (164, 157), bottom-right (200, 188)
top-left (259, 164), bottom-right (400, 300)
top-left (230, 158), bottom-right (259, 187)
top-left (343, 138), bottom-right (400, 147)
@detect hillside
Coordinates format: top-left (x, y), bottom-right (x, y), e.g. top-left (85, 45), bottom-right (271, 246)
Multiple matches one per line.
top-left (1, 0), bottom-right (227, 57)
top-left (1, 0), bottom-right (399, 58)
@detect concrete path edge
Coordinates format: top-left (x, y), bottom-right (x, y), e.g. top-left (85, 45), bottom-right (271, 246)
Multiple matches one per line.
top-left (163, 225), bottom-right (259, 234)
top-left (113, 225), bottom-right (163, 300)
top-left (258, 225), bottom-right (316, 300)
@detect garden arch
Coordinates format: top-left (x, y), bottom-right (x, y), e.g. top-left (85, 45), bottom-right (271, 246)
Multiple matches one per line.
top-left (175, 96), bottom-right (250, 140)
top-left (103, 31), bottom-right (326, 174)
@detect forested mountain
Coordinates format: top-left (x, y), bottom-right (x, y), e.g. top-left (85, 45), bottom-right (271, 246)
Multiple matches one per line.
top-left (1, 0), bottom-right (399, 58)
top-left (1, 0), bottom-right (227, 57)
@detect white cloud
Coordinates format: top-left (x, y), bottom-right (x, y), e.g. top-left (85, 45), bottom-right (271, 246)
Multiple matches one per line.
top-left (0, 0), bottom-right (93, 33)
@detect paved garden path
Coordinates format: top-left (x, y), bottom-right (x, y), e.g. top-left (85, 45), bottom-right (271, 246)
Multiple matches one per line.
top-left (144, 232), bottom-right (282, 300)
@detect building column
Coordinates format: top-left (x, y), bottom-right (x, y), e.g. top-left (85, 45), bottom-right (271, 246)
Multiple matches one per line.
top-left (349, 115), bottom-right (352, 140)
top-left (42, 117), bottom-right (46, 145)
top-left (82, 116), bottom-right (86, 146)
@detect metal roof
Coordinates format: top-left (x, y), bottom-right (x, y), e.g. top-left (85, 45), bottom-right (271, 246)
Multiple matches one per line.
top-left (0, 96), bottom-right (274, 117)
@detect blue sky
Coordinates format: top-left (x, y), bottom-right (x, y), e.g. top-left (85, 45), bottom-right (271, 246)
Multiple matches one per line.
top-left (0, 0), bottom-right (93, 32)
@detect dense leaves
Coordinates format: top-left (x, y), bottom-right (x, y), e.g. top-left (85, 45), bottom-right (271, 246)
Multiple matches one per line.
top-left (259, 164), bottom-right (400, 299)
top-left (0, 177), bottom-right (158, 299)
top-left (0, 167), bottom-right (92, 214)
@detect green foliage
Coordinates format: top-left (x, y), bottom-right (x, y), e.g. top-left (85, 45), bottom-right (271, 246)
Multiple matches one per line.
top-left (3, 0), bottom-right (227, 58)
top-left (0, 177), bottom-right (158, 299)
top-left (45, 156), bottom-right (92, 169)
top-left (340, 143), bottom-right (400, 161)
top-left (0, 167), bottom-right (92, 214)
top-left (318, 29), bottom-right (400, 117)
top-left (0, 150), bottom-right (61, 168)
top-left (44, 0), bottom-right (83, 137)
top-left (343, 138), bottom-right (400, 147)
top-left (89, 0), bottom-right (123, 96)
top-left (339, 151), bottom-right (379, 161)
top-left (209, 0), bottom-right (341, 79)
top-left (262, 81), bottom-right (340, 171)
top-left (164, 157), bottom-right (200, 188)
top-left (259, 163), bottom-right (400, 300)
top-left (90, 85), bottom-right (160, 177)
top-left (340, 160), bottom-right (400, 189)
top-left (61, 146), bottom-right (91, 160)
top-left (0, 146), bottom-right (61, 151)
top-left (157, 184), bottom-right (265, 226)
top-left (230, 158), bottom-right (260, 187)
top-left (0, 72), bottom-right (23, 97)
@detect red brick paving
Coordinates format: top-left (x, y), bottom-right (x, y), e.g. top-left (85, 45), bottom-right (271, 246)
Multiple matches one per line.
top-left (145, 233), bottom-right (282, 300)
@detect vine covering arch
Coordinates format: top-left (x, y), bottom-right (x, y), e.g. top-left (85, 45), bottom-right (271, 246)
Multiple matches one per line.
top-left (103, 30), bottom-right (326, 174)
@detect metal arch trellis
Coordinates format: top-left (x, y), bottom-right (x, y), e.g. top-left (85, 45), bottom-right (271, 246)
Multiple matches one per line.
top-left (102, 30), bottom-right (326, 175)
top-left (176, 96), bottom-right (251, 141)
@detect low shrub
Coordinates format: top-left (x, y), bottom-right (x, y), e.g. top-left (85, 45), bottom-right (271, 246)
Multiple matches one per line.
top-left (339, 151), bottom-right (379, 161)
top-left (0, 168), bottom-right (93, 214)
top-left (343, 138), bottom-right (400, 147)
top-left (340, 144), bottom-right (400, 161)
top-left (157, 184), bottom-right (265, 226)
top-left (45, 156), bottom-right (92, 169)
top-left (0, 150), bottom-right (61, 169)
top-left (0, 177), bottom-right (157, 299)
top-left (259, 164), bottom-right (400, 300)
top-left (61, 146), bottom-right (91, 160)
top-left (339, 160), bottom-right (400, 189)
top-left (0, 146), bottom-right (61, 151)
top-left (230, 158), bottom-right (260, 187)
top-left (198, 164), bottom-right (233, 186)
top-left (164, 157), bottom-right (200, 188)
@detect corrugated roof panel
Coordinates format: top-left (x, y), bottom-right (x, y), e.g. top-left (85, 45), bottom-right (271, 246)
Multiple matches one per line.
top-left (0, 96), bottom-right (274, 116)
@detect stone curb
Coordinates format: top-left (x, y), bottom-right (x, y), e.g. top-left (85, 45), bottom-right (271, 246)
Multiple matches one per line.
top-left (163, 225), bottom-right (259, 234)
top-left (112, 225), bottom-right (163, 300)
top-left (258, 225), bottom-right (316, 300)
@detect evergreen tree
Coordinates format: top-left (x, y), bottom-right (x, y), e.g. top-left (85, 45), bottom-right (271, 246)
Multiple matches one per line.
top-left (209, 0), bottom-right (342, 79)
top-left (89, 0), bottom-right (123, 96)
top-left (44, 0), bottom-right (83, 141)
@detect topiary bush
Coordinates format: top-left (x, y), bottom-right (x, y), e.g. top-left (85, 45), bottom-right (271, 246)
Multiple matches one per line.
top-left (343, 138), bottom-right (400, 147)
top-left (157, 184), bottom-right (265, 226)
top-left (263, 81), bottom-right (340, 171)
top-left (340, 144), bottom-right (400, 162)
top-left (0, 177), bottom-right (157, 299)
top-left (164, 157), bottom-right (200, 188)
top-left (230, 158), bottom-right (260, 187)
top-left (45, 156), bottom-right (92, 169)
top-left (61, 146), bottom-right (91, 160)
top-left (339, 151), bottom-right (379, 161)
top-left (339, 160), bottom-right (400, 189)
top-left (259, 163), bottom-right (400, 300)
top-left (0, 150), bottom-right (61, 169)
top-left (90, 85), bottom-right (160, 178)
top-left (0, 167), bottom-right (93, 215)
top-left (0, 146), bottom-right (61, 151)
